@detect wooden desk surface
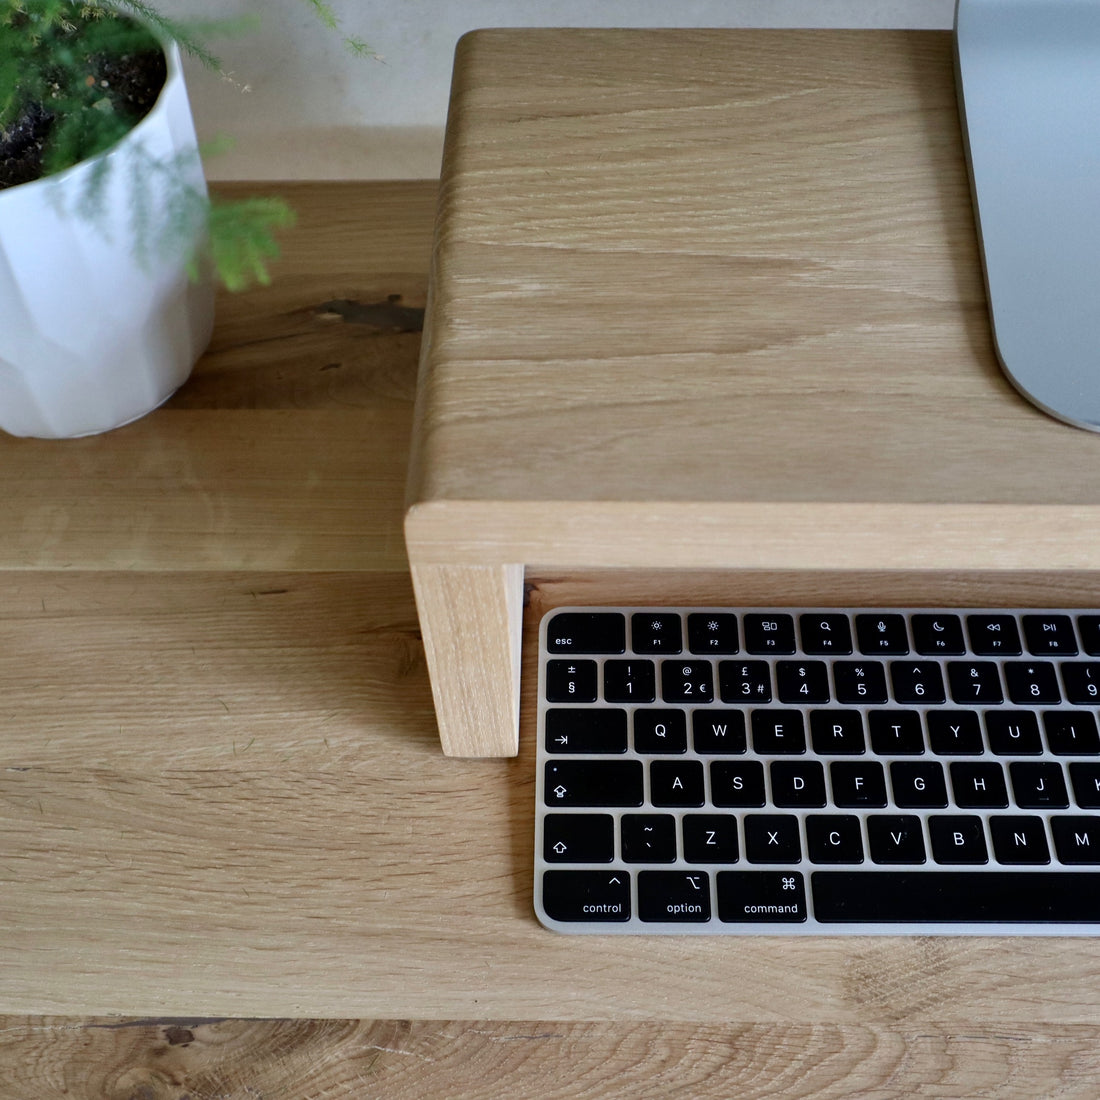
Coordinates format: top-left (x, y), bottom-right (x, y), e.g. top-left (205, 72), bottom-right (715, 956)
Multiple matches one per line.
top-left (3, 181), bottom-right (1100, 1095)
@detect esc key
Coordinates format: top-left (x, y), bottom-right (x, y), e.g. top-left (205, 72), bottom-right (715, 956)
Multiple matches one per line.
top-left (547, 612), bottom-right (627, 654)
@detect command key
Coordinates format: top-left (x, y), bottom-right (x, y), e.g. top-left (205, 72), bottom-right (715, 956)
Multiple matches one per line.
top-left (716, 870), bottom-right (807, 923)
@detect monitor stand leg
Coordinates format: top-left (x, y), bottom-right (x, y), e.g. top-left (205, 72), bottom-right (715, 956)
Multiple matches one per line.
top-left (955, 0), bottom-right (1100, 431)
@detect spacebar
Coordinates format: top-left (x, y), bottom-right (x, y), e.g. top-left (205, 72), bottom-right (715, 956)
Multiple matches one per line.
top-left (812, 871), bottom-right (1100, 923)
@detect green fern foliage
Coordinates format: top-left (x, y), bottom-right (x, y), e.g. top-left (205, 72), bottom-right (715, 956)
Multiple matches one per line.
top-left (1, 0), bottom-right (372, 290)
top-left (203, 196), bottom-right (296, 292)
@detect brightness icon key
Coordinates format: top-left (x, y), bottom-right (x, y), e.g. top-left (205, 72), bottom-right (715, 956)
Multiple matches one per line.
top-left (687, 613), bottom-right (739, 654)
top-left (632, 613), bottom-right (683, 654)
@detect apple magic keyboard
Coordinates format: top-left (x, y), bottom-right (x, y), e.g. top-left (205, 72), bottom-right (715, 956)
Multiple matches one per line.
top-left (535, 607), bottom-right (1100, 934)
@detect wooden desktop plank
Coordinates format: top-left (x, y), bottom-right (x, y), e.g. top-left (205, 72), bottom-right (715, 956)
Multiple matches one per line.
top-left (0, 180), bottom-right (436, 573)
top-left (1, 1017), bottom-right (1099, 1099)
top-left (4, 568), bottom-right (1100, 1020)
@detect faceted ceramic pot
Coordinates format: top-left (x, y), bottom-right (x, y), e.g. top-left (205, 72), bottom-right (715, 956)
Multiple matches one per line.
top-left (0, 41), bottom-right (214, 438)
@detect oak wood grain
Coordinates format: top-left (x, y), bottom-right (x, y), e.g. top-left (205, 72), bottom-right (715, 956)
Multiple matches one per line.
top-left (5, 569), bottom-right (1100, 1021)
top-left (411, 29), bottom-right (1100, 516)
top-left (405, 28), bottom-right (1100, 754)
top-left (1, 156), bottom-right (1098, 1095)
top-left (1, 1017), bottom-right (1099, 1100)
top-left (0, 180), bottom-right (436, 573)
top-left (410, 561), bottom-right (524, 756)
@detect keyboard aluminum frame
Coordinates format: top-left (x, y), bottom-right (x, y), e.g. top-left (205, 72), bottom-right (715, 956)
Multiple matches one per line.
top-left (534, 606), bottom-right (1100, 935)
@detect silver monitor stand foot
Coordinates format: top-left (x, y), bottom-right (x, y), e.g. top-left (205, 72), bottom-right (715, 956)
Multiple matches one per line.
top-left (956, 0), bottom-right (1100, 431)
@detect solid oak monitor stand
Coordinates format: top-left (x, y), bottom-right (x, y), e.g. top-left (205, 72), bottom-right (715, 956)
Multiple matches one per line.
top-left (405, 28), bottom-right (1100, 758)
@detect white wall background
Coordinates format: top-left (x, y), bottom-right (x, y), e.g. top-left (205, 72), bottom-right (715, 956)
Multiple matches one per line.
top-left (167, 0), bottom-right (956, 179)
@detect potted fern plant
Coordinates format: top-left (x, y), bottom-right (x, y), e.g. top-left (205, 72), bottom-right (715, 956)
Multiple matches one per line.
top-left (0, 0), bottom-right (366, 438)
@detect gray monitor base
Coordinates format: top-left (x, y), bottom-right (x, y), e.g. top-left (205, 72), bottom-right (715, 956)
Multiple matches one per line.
top-left (955, 0), bottom-right (1100, 432)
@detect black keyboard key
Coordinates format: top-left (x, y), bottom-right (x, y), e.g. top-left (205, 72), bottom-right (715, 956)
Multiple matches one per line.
top-left (889, 661), bottom-right (945, 704)
top-left (810, 710), bottom-right (866, 755)
top-left (543, 813), bottom-right (615, 863)
top-left (929, 815), bottom-right (988, 863)
top-left (638, 871), bottom-right (712, 922)
top-left (1052, 816), bottom-right (1100, 864)
top-left (967, 614), bottom-right (1022, 655)
top-left (545, 760), bottom-right (644, 807)
top-left (776, 660), bottom-right (830, 703)
top-left (855, 614), bottom-right (909, 655)
top-left (743, 613), bottom-right (796, 654)
top-left (806, 815), bottom-right (864, 863)
top-left (912, 613), bottom-right (965, 655)
top-left (830, 761), bottom-right (887, 807)
top-left (751, 709), bottom-right (806, 754)
top-left (771, 761), bottom-right (826, 807)
top-left (1079, 615), bottom-right (1100, 656)
top-left (603, 659), bottom-right (655, 703)
top-left (799, 613), bottom-right (852, 655)
top-left (621, 813), bottom-right (677, 862)
top-left (633, 708), bottom-right (687, 753)
top-left (542, 870), bottom-right (630, 922)
top-left (947, 661), bottom-right (1004, 704)
top-left (650, 760), bottom-right (705, 807)
top-left (990, 815), bottom-right (1050, 864)
top-left (1005, 661), bottom-right (1061, 704)
top-left (661, 659), bottom-right (714, 704)
top-left (547, 612), bottom-right (626, 654)
top-left (717, 871), bottom-right (807, 923)
top-left (1061, 662), bottom-right (1100, 704)
top-left (546, 708), bottom-right (628, 754)
top-left (744, 814), bottom-right (802, 863)
top-left (1070, 763), bottom-right (1100, 808)
top-left (927, 710), bottom-right (983, 755)
top-left (631, 612), bottom-right (682, 654)
top-left (813, 870), bottom-right (1100, 922)
top-left (950, 762), bottom-right (1008, 808)
top-left (687, 613), bottom-right (738, 655)
top-left (833, 661), bottom-right (888, 704)
top-left (1044, 710), bottom-right (1100, 755)
top-left (718, 660), bottom-right (772, 703)
top-left (711, 760), bottom-right (766, 807)
top-left (546, 659), bottom-right (598, 702)
top-left (692, 709), bottom-right (747, 754)
top-left (867, 814), bottom-right (926, 864)
top-left (869, 710), bottom-right (924, 755)
top-left (1023, 613), bottom-right (1078, 655)
top-left (1009, 761), bottom-right (1069, 808)
top-left (682, 813), bottom-right (740, 863)
top-left (985, 710), bottom-right (1043, 755)
top-left (890, 761), bottom-right (948, 808)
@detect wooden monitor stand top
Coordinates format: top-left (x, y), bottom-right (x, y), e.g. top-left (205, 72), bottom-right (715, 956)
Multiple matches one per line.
top-left (405, 28), bottom-right (1100, 757)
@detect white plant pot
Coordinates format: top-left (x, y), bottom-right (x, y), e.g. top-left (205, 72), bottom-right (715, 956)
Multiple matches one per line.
top-left (0, 41), bottom-right (215, 438)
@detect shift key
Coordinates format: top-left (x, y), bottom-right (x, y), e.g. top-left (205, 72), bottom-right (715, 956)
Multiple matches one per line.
top-left (545, 760), bottom-right (644, 806)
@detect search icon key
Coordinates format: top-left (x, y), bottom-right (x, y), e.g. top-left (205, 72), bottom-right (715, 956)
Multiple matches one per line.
top-left (800, 613), bottom-right (852, 654)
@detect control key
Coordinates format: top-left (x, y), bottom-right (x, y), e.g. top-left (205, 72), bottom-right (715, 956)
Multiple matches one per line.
top-left (542, 870), bottom-right (631, 922)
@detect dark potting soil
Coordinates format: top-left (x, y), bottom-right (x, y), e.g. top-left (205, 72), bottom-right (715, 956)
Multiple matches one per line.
top-left (0, 45), bottom-right (166, 190)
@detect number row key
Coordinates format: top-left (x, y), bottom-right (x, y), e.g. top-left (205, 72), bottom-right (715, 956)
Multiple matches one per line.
top-left (549, 658), bottom-right (1100, 706)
